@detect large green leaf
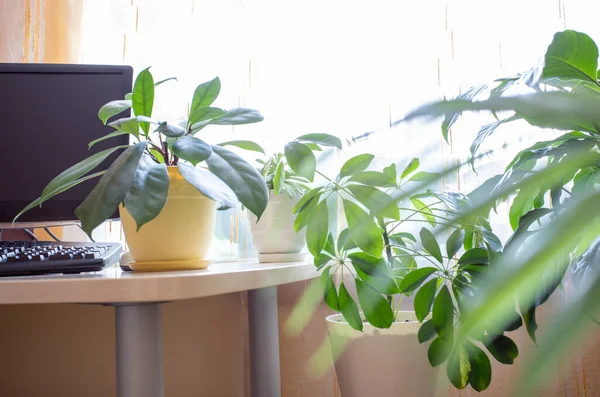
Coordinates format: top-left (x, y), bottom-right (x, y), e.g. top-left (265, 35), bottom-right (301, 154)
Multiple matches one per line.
top-left (321, 267), bottom-right (339, 311)
top-left (342, 199), bottom-right (383, 257)
top-left (178, 162), bottom-right (237, 210)
top-left (188, 107), bottom-right (226, 131)
top-left (432, 285), bottom-right (454, 340)
top-left (509, 187), bottom-right (537, 231)
top-left (88, 131), bottom-right (131, 149)
top-left (108, 117), bottom-right (141, 138)
top-left (284, 142), bottom-right (316, 181)
top-left (418, 320), bottom-right (436, 343)
top-left (273, 160), bottom-right (285, 195)
top-left (355, 278), bottom-right (393, 328)
top-left (446, 229), bottom-right (465, 259)
top-left (348, 171), bottom-right (396, 187)
top-left (155, 121), bottom-right (186, 138)
top-left (400, 158), bottom-right (419, 179)
top-left (349, 252), bottom-right (399, 294)
top-left (467, 342), bottom-right (492, 392)
top-left (206, 145), bottom-right (268, 218)
top-left (132, 68), bottom-right (154, 135)
top-left (41, 146), bottom-right (127, 205)
top-left (399, 267), bottom-right (437, 293)
top-left (339, 282), bottom-right (363, 331)
top-left (295, 133), bottom-right (342, 149)
top-left (340, 154), bottom-right (374, 178)
top-left (414, 278), bottom-right (438, 322)
top-left (542, 30), bottom-right (600, 85)
top-left (484, 334), bottom-right (519, 365)
top-left (190, 77), bottom-right (221, 118)
top-left (306, 200), bottom-right (329, 257)
top-left (98, 100), bottom-right (131, 124)
top-left (14, 171), bottom-right (105, 222)
top-left (345, 184), bottom-right (399, 220)
top-left (218, 140), bottom-right (265, 154)
top-left (428, 336), bottom-right (452, 366)
top-left (123, 156), bottom-right (169, 230)
top-left (294, 193), bottom-right (319, 232)
top-left (205, 107), bottom-right (264, 125)
top-left (411, 198), bottom-right (436, 226)
top-left (293, 187), bottom-right (323, 214)
top-left (172, 136), bottom-right (213, 166)
top-left (420, 228), bottom-right (443, 264)
top-left (75, 142), bottom-right (147, 235)
top-left (447, 345), bottom-right (471, 389)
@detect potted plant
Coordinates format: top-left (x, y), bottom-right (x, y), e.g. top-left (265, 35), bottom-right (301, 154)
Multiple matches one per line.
top-left (391, 29), bottom-right (600, 392)
top-left (249, 134), bottom-right (341, 262)
top-left (291, 150), bottom-right (512, 395)
top-left (15, 67), bottom-right (268, 271)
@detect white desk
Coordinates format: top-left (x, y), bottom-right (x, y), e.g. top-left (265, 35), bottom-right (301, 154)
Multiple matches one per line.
top-left (0, 261), bottom-right (319, 397)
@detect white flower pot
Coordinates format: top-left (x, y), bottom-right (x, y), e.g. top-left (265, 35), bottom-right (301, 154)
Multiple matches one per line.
top-left (249, 191), bottom-right (306, 262)
top-left (326, 311), bottom-right (443, 397)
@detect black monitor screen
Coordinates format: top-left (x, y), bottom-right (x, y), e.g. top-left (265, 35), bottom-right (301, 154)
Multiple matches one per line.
top-left (0, 64), bottom-right (133, 225)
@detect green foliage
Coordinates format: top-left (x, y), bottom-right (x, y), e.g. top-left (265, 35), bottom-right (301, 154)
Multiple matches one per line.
top-left (16, 68), bottom-right (268, 230)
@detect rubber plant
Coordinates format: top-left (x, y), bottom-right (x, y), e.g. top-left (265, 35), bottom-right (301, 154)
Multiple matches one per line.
top-left (256, 134), bottom-right (342, 198)
top-left (392, 29), bottom-right (600, 392)
top-left (15, 68), bottom-right (269, 234)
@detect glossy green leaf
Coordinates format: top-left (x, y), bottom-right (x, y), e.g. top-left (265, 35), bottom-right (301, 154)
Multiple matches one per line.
top-left (155, 121), bottom-right (186, 138)
top-left (399, 267), bottom-right (437, 293)
top-left (284, 142), bottom-right (317, 181)
top-left (509, 188), bottom-right (537, 231)
top-left (206, 107), bottom-right (264, 126)
top-left (418, 320), bottom-right (436, 343)
top-left (467, 342), bottom-right (492, 392)
top-left (190, 77), bottom-right (221, 117)
top-left (178, 162), bottom-right (237, 210)
top-left (321, 267), bottom-right (339, 311)
top-left (522, 306), bottom-right (538, 343)
top-left (446, 229), bottom-right (465, 259)
top-left (149, 148), bottom-right (165, 164)
top-left (293, 194), bottom-right (319, 232)
top-left (348, 171), bottom-right (396, 187)
top-left (389, 232), bottom-right (417, 244)
top-left (340, 154), bottom-right (374, 178)
top-left (188, 107), bottom-right (226, 131)
top-left (428, 336), bottom-right (452, 367)
top-left (306, 200), bottom-right (329, 257)
top-left (108, 117), bottom-right (140, 138)
top-left (349, 252), bottom-right (399, 294)
top-left (420, 228), bottom-right (443, 264)
top-left (98, 100), bottom-right (131, 124)
top-left (343, 199), bottom-right (383, 257)
top-left (447, 345), bottom-right (471, 390)
top-left (484, 334), bottom-right (519, 365)
top-left (383, 163), bottom-right (397, 181)
top-left (75, 142), bottom-right (146, 236)
top-left (206, 145), bottom-right (268, 218)
top-left (132, 68), bottom-right (154, 135)
top-left (401, 158), bottom-right (419, 179)
top-left (411, 198), bottom-right (436, 226)
top-left (345, 184), bottom-right (399, 220)
top-left (542, 30), bottom-right (599, 85)
top-left (14, 171), bottom-right (105, 222)
top-left (123, 156), bottom-right (169, 230)
top-left (295, 133), bottom-right (342, 149)
top-left (339, 282), bottom-right (363, 331)
top-left (457, 247), bottom-right (489, 266)
top-left (88, 131), bottom-right (131, 149)
top-left (40, 146), bottom-right (126, 205)
top-left (293, 187), bottom-right (323, 214)
top-left (355, 278), bottom-right (393, 328)
top-left (415, 278), bottom-right (438, 322)
top-left (409, 172), bottom-right (441, 182)
top-left (432, 285), bottom-right (454, 340)
top-left (172, 136), bottom-right (213, 166)
top-left (218, 140), bottom-right (265, 154)
top-left (273, 159), bottom-right (285, 195)
top-left (337, 228), bottom-right (357, 253)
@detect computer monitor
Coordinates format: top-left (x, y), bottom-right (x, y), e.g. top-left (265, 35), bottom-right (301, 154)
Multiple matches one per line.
top-left (0, 63), bottom-right (133, 228)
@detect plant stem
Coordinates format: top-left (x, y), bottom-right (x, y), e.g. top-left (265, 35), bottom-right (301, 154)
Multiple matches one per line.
top-left (379, 218), bottom-right (395, 310)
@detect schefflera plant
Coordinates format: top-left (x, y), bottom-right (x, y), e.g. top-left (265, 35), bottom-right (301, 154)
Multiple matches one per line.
top-left (15, 67), bottom-right (269, 233)
top-left (293, 154), bottom-right (450, 329)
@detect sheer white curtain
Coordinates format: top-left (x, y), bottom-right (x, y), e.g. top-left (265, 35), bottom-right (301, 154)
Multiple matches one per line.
top-left (79, 0), bottom-right (600, 255)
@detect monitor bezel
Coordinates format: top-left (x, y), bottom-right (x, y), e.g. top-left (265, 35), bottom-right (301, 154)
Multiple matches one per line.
top-left (0, 63), bottom-right (133, 230)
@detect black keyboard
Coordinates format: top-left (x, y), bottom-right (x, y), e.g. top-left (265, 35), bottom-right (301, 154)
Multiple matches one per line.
top-left (0, 241), bottom-right (122, 276)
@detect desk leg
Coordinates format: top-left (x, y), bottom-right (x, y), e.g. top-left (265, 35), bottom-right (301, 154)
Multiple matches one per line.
top-left (248, 286), bottom-right (282, 397)
top-left (115, 303), bottom-right (164, 397)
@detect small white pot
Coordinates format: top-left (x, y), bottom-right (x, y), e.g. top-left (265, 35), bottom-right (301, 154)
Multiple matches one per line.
top-left (326, 311), bottom-right (443, 397)
top-left (249, 191), bottom-right (306, 262)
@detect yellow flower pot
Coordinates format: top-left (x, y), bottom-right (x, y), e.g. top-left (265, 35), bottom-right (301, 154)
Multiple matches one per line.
top-left (119, 166), bottom-right (217, 271)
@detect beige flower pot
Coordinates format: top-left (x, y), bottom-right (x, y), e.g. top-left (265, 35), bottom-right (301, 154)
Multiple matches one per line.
top-left (119, 166), bottom-right (217, 271)
top-left (326, 311), bottom-right (443, 397)
top-left (249, 191), bottom-right (306, 262)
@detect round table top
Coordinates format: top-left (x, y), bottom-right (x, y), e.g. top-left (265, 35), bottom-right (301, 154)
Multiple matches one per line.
top-left (0, 261), bottom-right (319, 304)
